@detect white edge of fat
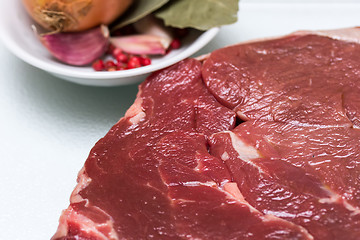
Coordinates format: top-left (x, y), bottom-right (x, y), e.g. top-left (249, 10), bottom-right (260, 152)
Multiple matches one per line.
top-left (262, 214), bottom-right (314, 240)
top-left (223, 182), bottom-right (246, 203)
top-left (212, 132), bottom-right (314, 239)
top-left (221, 151), bottom-right (230, 161)
top-left (226, 131), bottom-right (262, 164)
top-left (51, 206), bottom-right (119, 240)
top-left (70, 167), bottom-right (91, 205)
top-left (53, 168), bottom-right (119, 240)
top-left (124, 89), bottom-right (146, 125)
top-left (319, 191), bottom-right (360, 216)
top-left (221, 181), bottom-right (313, 239)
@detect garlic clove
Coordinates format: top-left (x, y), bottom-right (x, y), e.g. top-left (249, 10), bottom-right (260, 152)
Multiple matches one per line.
top-left (110, 34), bottom-right (168, 55)
top-left (40, 25), bottom-right (109, 66)
top-left (133, 15), bottom-right (173, 49)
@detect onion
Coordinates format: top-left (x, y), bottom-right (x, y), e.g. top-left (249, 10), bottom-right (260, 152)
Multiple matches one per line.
top-left (40, 25), bottom-right (109, 66)
top-left (22, 0), bottom-right (133, 32)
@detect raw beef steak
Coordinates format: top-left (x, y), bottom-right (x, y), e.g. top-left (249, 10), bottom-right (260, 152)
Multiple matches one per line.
top-left (209, 121), bottom-right (360, 240)
top-left (202, 30), bottom-right (360, 127)
top-left (52, 28), bottom-right (360, 240)
top-left (52, 59), bottom-right (310, 240)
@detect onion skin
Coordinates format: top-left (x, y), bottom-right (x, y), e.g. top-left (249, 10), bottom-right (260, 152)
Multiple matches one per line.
top-left (40, 25), bottom-right (109, 66)
top-left (22, 0), bottom-right (133, 32)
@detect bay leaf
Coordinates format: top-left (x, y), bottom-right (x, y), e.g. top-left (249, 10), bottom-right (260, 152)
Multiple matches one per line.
top-left (155, 0), bottom-right (239, 30)
top-left (111, 0), bottom-right (169, 31)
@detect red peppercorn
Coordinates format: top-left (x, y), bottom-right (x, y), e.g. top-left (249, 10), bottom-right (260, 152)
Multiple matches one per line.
top-left (105, 60), bottom-right (116, 69)
top-left (116, 60), bottom-right (125, 67)
top-left (127, 56), bottom-right (141, 69)
top-left (116, 60), bottom-right (127, 69)
top-left (112, 48), bottom-right (123, 58)
top-left (170, 39), bottom-right (181, 49)
top-left (92, 59), bottom-right (105, 71)
top-left (116, 52), bottom-right (128, 63)
top-left (140, 57), bottom-right (151, 66)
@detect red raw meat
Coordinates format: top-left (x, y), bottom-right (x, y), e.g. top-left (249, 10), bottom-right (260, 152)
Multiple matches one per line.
top-left (209, 121), bottom-right (360, 240)
top-left (52, 28), bottom-right (360, 240)
top-left (202, 30), bottom-right (360, 128)
top-left (52, 59), bottom-right (310, 239)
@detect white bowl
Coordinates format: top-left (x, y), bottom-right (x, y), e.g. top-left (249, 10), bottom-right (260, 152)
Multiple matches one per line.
top-left (0, 0), bottom-right (219, 86)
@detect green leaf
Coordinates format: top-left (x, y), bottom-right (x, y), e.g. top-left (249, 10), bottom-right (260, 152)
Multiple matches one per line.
top-left (111, 0), bottom-right (170, 31)
top-left (155, 0), bottom-right (239, 31)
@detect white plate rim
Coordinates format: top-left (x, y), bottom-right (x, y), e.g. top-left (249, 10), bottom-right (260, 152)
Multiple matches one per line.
top-left (0, 1), bottom-right (219, 83)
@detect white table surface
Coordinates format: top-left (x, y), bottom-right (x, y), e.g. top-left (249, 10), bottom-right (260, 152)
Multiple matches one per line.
top-left (1, 1), bottom-right (360, 239)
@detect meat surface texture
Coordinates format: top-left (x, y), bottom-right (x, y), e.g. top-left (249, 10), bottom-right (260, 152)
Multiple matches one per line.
top-left (209, 122), bottom-right (360, 240)
top-left (202, 30), bottom-right (360, 127)
top-left (52, 28), bottom-right (360, 240)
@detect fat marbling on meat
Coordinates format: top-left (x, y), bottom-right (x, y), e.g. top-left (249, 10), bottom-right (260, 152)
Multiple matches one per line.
top-left (52, 27), bottom-right (360, 240)
top-left (52, 59), bottom-right (310, 240)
